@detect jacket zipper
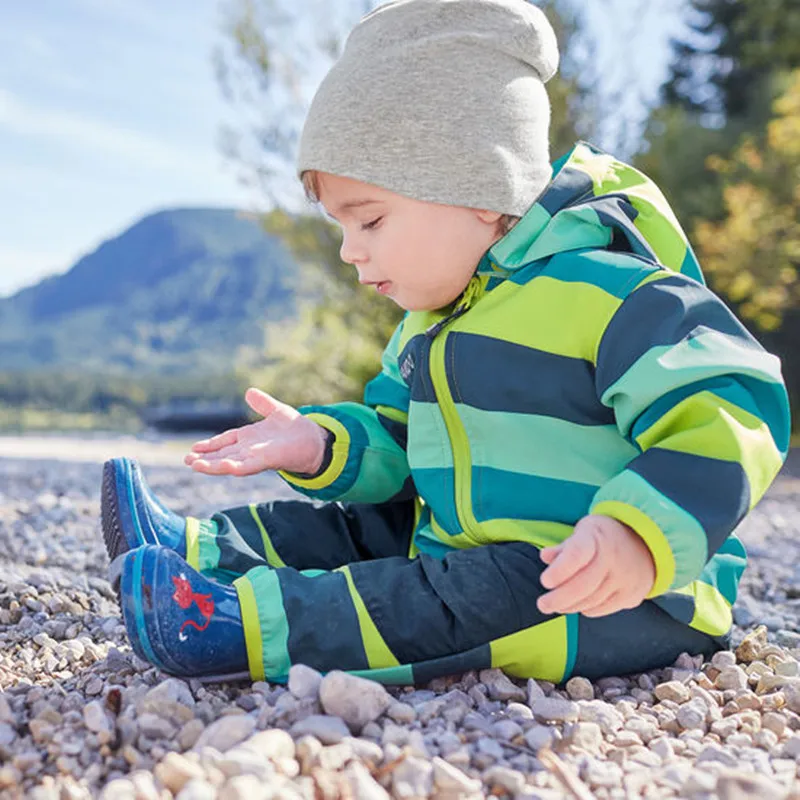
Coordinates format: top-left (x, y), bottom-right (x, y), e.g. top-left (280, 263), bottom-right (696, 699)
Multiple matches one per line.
top-left (424, 277), bottom-right (488, 544)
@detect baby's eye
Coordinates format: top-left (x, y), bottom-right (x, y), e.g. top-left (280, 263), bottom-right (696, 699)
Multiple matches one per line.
top-left (361, 217), bottom-right (383, 231)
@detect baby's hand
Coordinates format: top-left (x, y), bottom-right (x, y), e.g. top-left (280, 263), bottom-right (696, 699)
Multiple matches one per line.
top-left (536, 515), bottom-right (655, 618)
top-left (184, 387), bottom-right (329, 477)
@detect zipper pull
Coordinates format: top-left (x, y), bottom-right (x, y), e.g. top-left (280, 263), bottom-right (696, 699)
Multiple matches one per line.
top-left (425, 277), bottom-right (482, 339)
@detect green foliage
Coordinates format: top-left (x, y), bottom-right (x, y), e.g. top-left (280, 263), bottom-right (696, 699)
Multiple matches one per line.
top-left (693, 71), bottom-right (800, 331)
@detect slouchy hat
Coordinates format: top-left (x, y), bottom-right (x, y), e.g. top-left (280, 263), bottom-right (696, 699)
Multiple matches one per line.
top-left (297, 0), bottom-right (560, 216)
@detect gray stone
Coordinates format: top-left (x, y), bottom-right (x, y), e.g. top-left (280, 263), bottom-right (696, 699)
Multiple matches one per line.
top-left (287, 663), bottom-right (323, 700)
top-left (290, 714), bottom-right (350, 745)
top-left (175, 779), bottom-right (217, 800)
top-left (319, 671), bottom-right (392, 731)
top-left (565, 676), bottom-right (594, 701)
top-left (531, 696), bottom-right (579, 723)
top-left (192, 714), bottom-right (256, 752)
top-left (479, 668), bottom-right (526, 702)
top-left (82, 701), bottom-right (112, 736)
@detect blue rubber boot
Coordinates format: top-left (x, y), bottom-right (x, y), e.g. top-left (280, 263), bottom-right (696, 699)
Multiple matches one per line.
top-left (119, 544), bottom-right (251, 681)
top-left (101, 458), bottom-right (188, 564)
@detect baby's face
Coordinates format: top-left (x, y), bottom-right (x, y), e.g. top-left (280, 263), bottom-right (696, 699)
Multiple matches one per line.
top-left (316, 172), bottom-right (503, 311)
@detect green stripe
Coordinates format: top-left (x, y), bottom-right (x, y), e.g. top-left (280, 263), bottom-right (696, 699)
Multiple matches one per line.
top-left (243, 567), bottom-right (291, 681)
top-left (248, 505), bottom-right (287, 568)
top-left (456, 405), bottom-right (638, 486)
top-left (407, 402), bottom-right (454, 470)
top-left (348, 664), bottom-right (415, 685)
top-left (600, 330), bottom-right (786, 436)
top-left (196, 518), bottom-right (222, 572)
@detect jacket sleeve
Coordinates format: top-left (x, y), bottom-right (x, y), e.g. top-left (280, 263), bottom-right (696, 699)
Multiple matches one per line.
top-left (590, 271), bottom-right (791, 597)
top-left (278, 322), bottom-right (413, 503)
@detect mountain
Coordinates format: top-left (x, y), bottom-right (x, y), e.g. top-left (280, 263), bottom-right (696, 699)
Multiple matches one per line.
top-left (0, 208), bottom-right (298, 374)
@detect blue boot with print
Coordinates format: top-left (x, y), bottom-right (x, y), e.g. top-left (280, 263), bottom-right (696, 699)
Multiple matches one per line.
top-left (119, 544), bottom-right (250, 681)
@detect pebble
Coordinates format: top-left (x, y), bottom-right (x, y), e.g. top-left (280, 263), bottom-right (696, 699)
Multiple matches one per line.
top-left (318, 671), bottom-right (392, 731)
top-left (289, 714), bottom-right (350, 745)
top-left (1, 454), bottom-right (800, 798)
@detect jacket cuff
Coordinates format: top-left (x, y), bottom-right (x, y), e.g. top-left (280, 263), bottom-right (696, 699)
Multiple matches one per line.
top-left (590, 500), bottom-right (676, 598)
top-left (278, 411), bottom-right (360, 496)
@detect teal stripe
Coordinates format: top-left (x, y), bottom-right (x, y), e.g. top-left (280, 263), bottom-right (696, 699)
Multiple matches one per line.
top-left (590, 469), bottom-right (708, 589)
top-left (407, 402), bottom-right (454, 470)
top-left (456, 405), bottom-right (638, 486)
top-left (544, 249), bottom-right (659, 299)
top-left (517, 207), bottom-right (613, 267)
top-left (489, 202), bottom-right (552, 269)
top-left (412, 522), bottom-right (460, 559)
top-left (348, 664), bottom-right (415, 685)
top-left (130, 548), bottom-right (160, 668)
top-left (197, 519), bottom-right (222, 573)
top-left (679, 246), bottom-right (705, 284)
top-left (600, 330), bottom-right (786, 437)
top-left (563, 613), bottom-right (579, 680)
top-left (248, 567), bottom-right (291, 680)
top-left (475, 467), bottom-right (598, 524)
top-left (364, 372), bottom-right (410, 413)
top-left (340, 446), bottom-right (410, 504)
top-left (411, 468), bottom-right (460, 533)
top-left (630, 374), bottom-right (791, 455)
top-left (695, 535), bottom-right (747, 606)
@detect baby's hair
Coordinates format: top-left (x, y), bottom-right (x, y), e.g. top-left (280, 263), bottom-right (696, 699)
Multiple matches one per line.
top-left (301, 170), bottom-right (520, 236)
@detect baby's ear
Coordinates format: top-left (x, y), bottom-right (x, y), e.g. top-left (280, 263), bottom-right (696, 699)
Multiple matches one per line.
top-left (475, 209), bottom-right (503, 225)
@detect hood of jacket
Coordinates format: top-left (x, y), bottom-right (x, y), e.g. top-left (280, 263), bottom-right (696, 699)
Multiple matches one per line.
top-left (480, 141), bottom-right (704, 285)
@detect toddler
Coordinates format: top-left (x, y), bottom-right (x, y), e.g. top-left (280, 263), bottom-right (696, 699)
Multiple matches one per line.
top-left (104, 0), bottom-right (790, 684)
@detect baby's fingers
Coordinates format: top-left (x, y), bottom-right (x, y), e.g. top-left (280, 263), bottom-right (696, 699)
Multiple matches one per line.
top-left (539, 532), bottom-right (597, 590)
top-left (190, 428), bottom-right (239, 454)
top-left (537, 561), bottom-right (607, 615)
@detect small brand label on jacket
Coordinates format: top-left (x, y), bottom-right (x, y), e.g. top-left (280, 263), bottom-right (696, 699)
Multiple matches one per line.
top-left (400, 352), bottom-right (415, 381)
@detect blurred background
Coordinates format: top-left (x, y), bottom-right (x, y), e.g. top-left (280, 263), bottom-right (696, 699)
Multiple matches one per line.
top-left (0, 0), bottom-right (797, 438)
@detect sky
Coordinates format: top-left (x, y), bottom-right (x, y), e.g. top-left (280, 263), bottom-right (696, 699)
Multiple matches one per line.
top-left (0, 0), bottom-right (687, 298)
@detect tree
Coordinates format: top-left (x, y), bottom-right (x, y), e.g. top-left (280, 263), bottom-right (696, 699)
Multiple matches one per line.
top-left (692, 70), bottom-right (800, 331)
top-left (662, 0), bottom-right (800, 120)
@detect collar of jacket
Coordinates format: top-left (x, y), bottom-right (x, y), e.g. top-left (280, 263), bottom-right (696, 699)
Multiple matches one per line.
top-left (476, 140), bottom-right (704, 285)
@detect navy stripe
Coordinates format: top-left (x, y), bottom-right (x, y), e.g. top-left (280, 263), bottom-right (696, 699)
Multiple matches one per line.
top-left (629, 448), bottom-right (750, 556)
top-left (474, 467), bottom-right (597, 524)
top-left (651, 593), bottom-right (696, 625)
top-left (399, 335), bottom-right (435, 403)
top-left (596, 274), bottom-right (761, 395)
top-left (538, 166), bottom-right (594, 215)
top-left (377, 413), bottom-right (408, 450)
top-left (446, 332), bottom-right (615, 425)
top-left (571, 601), bottom-right (718, 680)
top-left (280, 569), bottom-right (370, 672)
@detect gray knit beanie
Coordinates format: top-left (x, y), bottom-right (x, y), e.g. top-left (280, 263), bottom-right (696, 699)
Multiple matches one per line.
top-left (297, 0), bottom-right (560, 217)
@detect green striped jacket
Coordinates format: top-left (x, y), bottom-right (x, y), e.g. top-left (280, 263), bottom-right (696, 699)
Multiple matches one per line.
top-left (281, 141), bottom-right (791, 645)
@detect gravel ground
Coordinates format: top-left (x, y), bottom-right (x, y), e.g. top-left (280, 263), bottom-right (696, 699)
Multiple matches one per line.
top-left (0, 444), bottom-right (799, 800)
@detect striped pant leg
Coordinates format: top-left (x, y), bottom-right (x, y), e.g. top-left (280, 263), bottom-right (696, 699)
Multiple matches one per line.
top-left (233, 538), bottom-right (721, 684)
top-left (190, 498), bottom-right (416, 579)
